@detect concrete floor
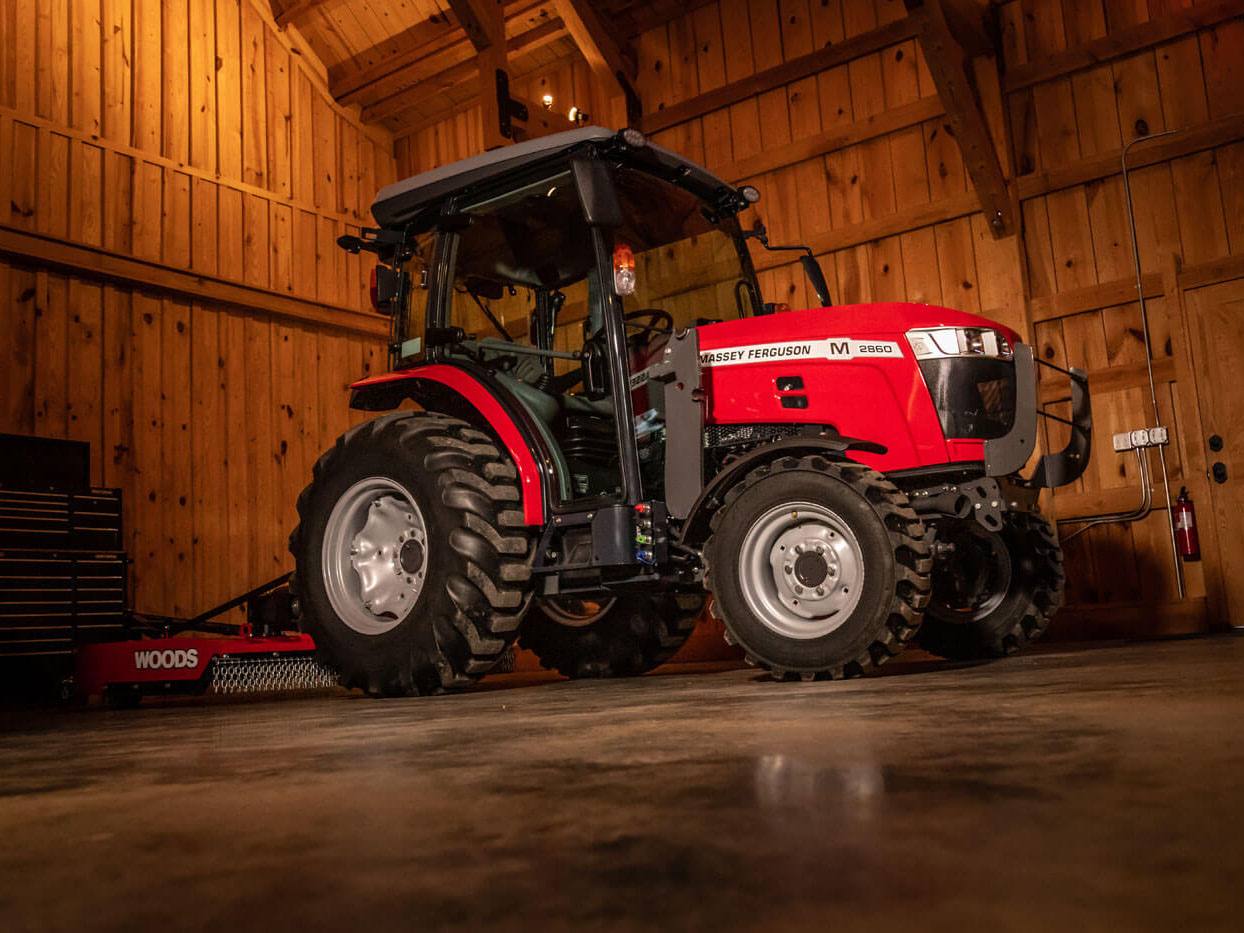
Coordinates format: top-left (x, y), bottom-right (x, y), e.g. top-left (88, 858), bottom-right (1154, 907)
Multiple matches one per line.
top-left (2, 637), bottom-right (1243, 932)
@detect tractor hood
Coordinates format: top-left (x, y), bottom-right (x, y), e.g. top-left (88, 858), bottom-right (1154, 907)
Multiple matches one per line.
top-left (697, 303), bottom-right (1022, 355)
top-left (693, 302), bottom-right (1026, 475)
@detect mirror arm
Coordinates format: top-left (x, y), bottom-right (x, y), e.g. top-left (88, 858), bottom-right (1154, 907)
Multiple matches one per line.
top-left (743, 224), bottom-right (833, 308)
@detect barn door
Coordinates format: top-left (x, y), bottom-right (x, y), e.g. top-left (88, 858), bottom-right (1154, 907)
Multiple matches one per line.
top-left (1183, 279), bottom-right (1244, 626)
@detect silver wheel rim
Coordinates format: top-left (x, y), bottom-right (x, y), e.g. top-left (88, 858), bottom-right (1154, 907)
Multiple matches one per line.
top-left (541, 596), bottom-right (616, 628)
top-left (322, 476), bottom-right (428, 636)
top-left (737, 500), bottom-right (865, 639)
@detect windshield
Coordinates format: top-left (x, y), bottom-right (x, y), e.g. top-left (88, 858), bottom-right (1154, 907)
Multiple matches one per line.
top-left (395, 163), bottom-right (759, 353)
top-left (611, 166), bottom-right (760, 326)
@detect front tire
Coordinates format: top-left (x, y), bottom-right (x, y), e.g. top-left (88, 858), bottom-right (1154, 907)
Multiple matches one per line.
top-left (520, 593), bottom-right (704, 678)
top-left (704, 456), bottom-right (931, 680)
top-left (917, 513), bottom-right (1064, 660)
top-left (289, 413), bottom-right (534, 696)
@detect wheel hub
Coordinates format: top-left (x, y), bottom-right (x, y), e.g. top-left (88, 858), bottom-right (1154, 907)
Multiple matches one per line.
top-left (322, 477), bottom-right (428, 636)
top-left (399, 538), bottom-right (425, 575)
top-left (738, 502), bottom-right (865, 640)
top-left (793, 551), bottom-right (830, 587)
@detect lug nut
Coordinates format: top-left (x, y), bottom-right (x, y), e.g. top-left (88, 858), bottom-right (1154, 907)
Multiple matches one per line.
top-left (816, 587), bottom-right (825, 596)
top-left (794, 585), bottom-right (803, 594)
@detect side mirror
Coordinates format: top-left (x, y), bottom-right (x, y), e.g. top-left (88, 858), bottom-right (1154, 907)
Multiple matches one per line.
top-left (800, 254), bottom-right (832, 308)
top-left (370, 265), bottom-right (402, 314)
top-left (572, 159), bottom-right (623, 228)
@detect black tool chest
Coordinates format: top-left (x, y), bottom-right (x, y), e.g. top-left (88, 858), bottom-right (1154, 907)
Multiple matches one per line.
top-left (0, 436), bottom-right (128, 658)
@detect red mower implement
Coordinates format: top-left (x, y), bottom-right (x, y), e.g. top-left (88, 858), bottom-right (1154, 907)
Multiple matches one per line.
top-left (291, 127), bottom-right (1092, 695)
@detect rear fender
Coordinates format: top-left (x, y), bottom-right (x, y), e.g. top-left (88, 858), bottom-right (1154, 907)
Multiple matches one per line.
top-left (350, 365), bottom-right (545, 525)
top-left (678, 435), bottom-right (885, 549)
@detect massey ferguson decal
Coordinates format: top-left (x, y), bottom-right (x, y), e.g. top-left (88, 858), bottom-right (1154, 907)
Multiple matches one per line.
top-left (699, 338), bottom-right (903, 367)
top-left (133, 648), bottom-right (201, 671)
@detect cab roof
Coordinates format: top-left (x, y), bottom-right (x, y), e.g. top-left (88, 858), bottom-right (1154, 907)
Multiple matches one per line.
top-left (370, 126), bottom-right (736, 229)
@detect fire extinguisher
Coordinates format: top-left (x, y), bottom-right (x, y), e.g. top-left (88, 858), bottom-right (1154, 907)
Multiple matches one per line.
top-left (1174, 487), bottom-right (1201, 562)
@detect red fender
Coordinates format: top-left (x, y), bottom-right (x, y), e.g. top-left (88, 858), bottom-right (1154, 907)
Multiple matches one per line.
top-left (350, 365), bottom-right (545, 525)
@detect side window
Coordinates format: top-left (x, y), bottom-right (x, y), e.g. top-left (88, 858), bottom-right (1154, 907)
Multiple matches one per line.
top-left (447, 280), bottom-right (536, 344)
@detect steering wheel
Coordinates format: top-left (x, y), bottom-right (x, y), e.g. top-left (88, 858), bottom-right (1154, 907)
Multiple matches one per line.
top-left (623, 308), bottom-right (674, 343)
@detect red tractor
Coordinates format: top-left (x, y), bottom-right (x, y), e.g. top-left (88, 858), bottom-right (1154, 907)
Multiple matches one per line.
top-left (290, 127), bottom-right (1091, 695)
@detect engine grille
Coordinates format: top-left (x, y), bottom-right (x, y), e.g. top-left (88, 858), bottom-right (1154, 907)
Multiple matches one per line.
top-left (917, 357), bottom-right (1017, 440)
top-left (703, 423), bottom-right (809, 448)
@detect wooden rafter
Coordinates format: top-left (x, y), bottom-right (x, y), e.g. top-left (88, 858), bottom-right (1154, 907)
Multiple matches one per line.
top-left (269, 0), bottom-right (330, 30)
top-left (390, 42), bottom-right (583, 137)
top-left (905, 0), bottom-right (1013, 237)
top-left (447, 0), bottom-right (507, 51)
top-left (329, 13), bottom-right (463, 103)
top-left (361, 19), bottom-right (566, 125)
top-left (331, 0), bottom-right (552, 108)
top-left (618, 0), bottom-right (717, 38)
top-left (555, 0), bottom-right (638, 111)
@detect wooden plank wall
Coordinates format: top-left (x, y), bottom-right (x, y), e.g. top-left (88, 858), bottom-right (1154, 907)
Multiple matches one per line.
top-left (0, 0), bottom-right (394, 615)
top-left (1001, 0), bottom-right (1244, 636)
top-left (392, 0), bottom-right (1244, 640)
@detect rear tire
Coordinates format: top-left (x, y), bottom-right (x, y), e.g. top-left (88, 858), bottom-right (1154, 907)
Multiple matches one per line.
top-left (917, 512), bottom-right (1064, 660)
top-left (704, 456), bottom-right (931, 680)
top-left (520, 592), bottom-right (704, 678)
top-left (289, 413), bottom-right (534, 696)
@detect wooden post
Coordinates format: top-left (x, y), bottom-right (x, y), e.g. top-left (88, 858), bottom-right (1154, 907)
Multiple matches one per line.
top-left (447, 1), bottom-right (510, 149)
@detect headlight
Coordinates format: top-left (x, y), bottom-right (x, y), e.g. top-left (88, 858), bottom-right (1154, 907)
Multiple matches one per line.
top-left (906, 327), bottom-right (1014, 360)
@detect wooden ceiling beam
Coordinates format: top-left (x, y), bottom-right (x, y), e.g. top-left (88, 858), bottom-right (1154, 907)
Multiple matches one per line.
top-left (448, 0), bottom-right (507, 51)
top-left (269, 0), bottom-right (330, 30)
top-left (555, 0), bottom-right (638, 108)
top-left (617, 0), bottom-right (717, 38)
top-left (332, 0), bottom-right (552, 108)
top-left (905, 0), bottom-right (1013, 237)
top-left (362, 19), bottom-right (566, 125)
top-left (329, 12), bottom-right (463, 103)
top-left (391, 43), bottom-right (582, 139)
top-left (933, 0), bottom-right (994, 57)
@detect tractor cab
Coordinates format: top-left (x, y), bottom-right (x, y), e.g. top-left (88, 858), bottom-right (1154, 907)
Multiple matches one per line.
top-left (347, 127), bottom-right (781, 522)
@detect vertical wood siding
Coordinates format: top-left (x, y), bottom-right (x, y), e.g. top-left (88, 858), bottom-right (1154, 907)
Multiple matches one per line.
top-left (0, 0), bottom-right (393, 615)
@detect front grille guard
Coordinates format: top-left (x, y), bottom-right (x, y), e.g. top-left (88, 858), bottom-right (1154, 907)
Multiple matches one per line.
top-left (983, 344), bottom-right (1092, 489)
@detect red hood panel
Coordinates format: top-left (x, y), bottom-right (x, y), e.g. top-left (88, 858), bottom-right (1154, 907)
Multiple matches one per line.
top-left (695, 302), bottom-right (1015, 472)
top-left (698, 302), bottom-right (1021, 349)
